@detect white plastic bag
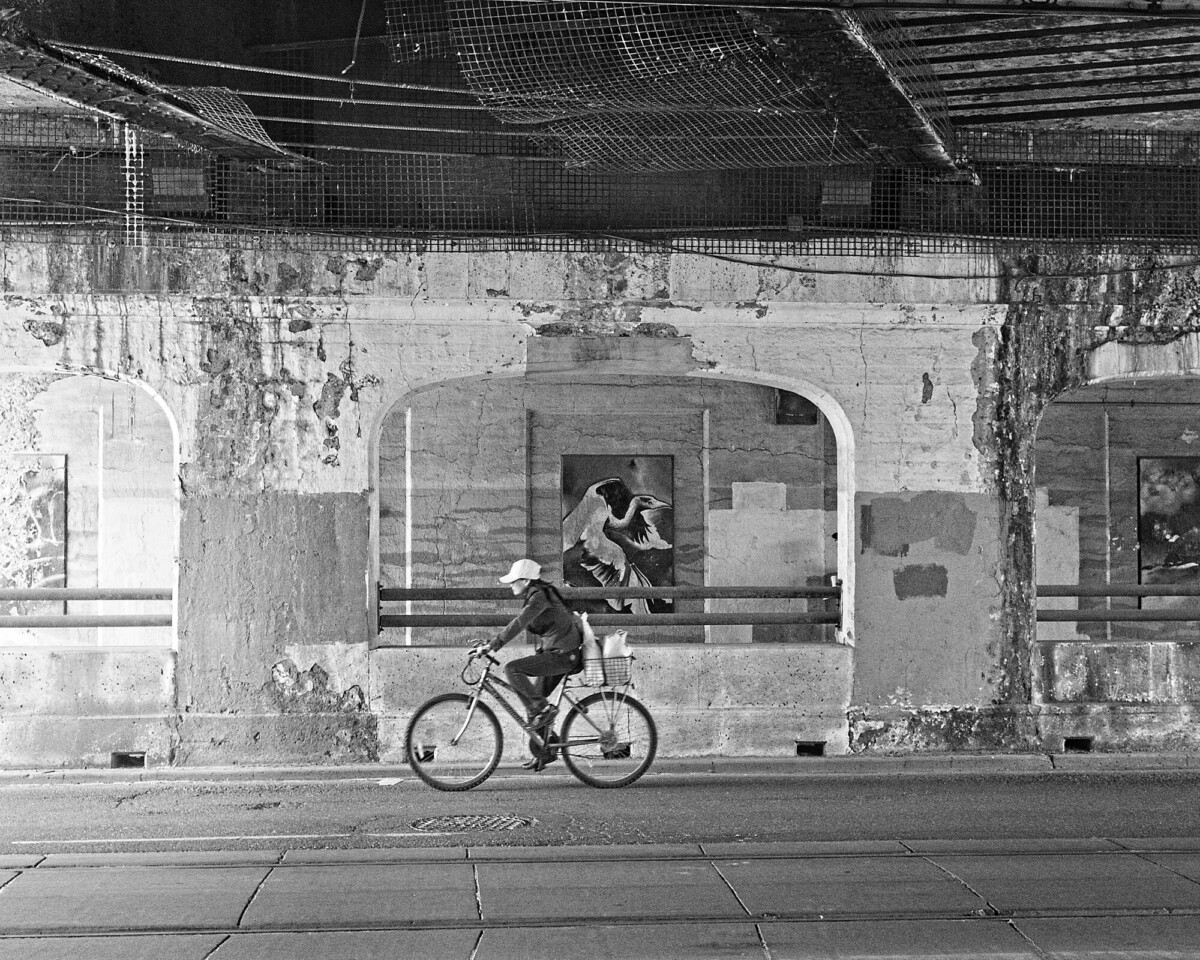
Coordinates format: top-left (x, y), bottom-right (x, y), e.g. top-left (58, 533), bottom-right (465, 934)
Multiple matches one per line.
top-left (602, 629), bottom-right (630, 658)
top-left (577, 612), bottom-right (602, 661)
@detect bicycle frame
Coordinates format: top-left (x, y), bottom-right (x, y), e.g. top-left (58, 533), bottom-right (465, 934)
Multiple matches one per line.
top-left (459, 654), bottom-right (632, 751)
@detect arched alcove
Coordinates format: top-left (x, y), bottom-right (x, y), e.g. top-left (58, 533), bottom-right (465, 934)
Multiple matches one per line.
top-left (374, 373), bottom-right (843, 646)
top-left (1034, 376), bottom-right (1200, 728)
top-left (0, 372), bottom-right (177, 647)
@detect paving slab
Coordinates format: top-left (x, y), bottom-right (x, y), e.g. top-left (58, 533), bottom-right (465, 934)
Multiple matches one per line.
top-left (282, 846), bottom-right (467, 863)
top-left (478, 922), bottom-right (764, 959)
top-left (475, 859), bottom-right (745, 921)
top-left (1135, 851), bottom-right (1200, 883)
top-left (38, 850), bottom-right (283, 867)
top-left (467, 843), bottom-right (705, 861)
top-left (760, 918), bottom-right (1040, 959)
top-left (0, 935), bottom-right (225, 960)
top-left (904, 838), bottom-right (1125, 855)
top-left (212, 929), bottom-right (480, 959)
top-left (701, 840), bottom-right (909, 858)
top-left (934, 852), bottom-right (1200, 913)
top-left (0, 866), bottom-right (269, 932)
top-left (240, 862), bottom-right (478, 928)
top-left (716, 856), bottom-right (986, 918)
top-left (1017, 914), bottom-right (1200, 957)
top-left (1112, 836), bottom-right (1200, 852)
top-left (0, 856), bottom-right (42, 868)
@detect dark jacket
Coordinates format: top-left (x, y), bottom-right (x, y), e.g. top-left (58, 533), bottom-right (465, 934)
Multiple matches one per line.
top-left (491, 581), bottom-right (582, 655)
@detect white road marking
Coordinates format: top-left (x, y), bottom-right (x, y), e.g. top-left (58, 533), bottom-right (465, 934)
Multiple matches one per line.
top-left (12, 833), bottom-right (355, 845)
top-left (375, 778), bottom-right (404, 786)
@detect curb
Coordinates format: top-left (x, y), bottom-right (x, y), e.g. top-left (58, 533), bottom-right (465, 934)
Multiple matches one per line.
top-left (1, 752), bottom-right (1197, 783)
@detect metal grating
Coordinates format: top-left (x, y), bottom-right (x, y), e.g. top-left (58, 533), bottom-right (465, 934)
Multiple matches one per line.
top-left (411, 815), bottom-right (533, 831)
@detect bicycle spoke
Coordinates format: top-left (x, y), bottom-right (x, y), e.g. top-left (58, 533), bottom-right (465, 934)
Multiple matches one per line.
top-left (560, 690), bottom-right (657, 788)
top-left (405, 693), bottom-right (503, 791)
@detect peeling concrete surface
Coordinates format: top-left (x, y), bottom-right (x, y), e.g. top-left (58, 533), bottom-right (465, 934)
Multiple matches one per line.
top-left (2, 237), bottom-right (1199, 763)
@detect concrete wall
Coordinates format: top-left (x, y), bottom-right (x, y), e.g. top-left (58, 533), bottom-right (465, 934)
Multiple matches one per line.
top-left (0, 236), bottom-right (1045, 766)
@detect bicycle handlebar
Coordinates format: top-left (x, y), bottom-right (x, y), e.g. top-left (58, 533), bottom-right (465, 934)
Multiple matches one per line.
top-left (468, 646), bottom-right (500, 666)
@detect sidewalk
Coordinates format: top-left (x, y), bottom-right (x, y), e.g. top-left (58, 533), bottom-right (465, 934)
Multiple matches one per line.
top-left (4, 836), bottom-right (1200, 959)
top-left (3, 750), bottom-right (1199, 783)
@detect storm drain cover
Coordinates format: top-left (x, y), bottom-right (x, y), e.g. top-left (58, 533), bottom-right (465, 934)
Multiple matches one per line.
top-left (411, 815), bottom-right (533, 832)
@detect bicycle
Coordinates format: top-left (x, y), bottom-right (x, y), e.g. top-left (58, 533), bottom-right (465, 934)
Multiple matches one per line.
top-left (403, 647), bottom-right (658, 791)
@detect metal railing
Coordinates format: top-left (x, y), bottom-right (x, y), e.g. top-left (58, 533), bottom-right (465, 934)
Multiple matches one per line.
top-left (0, 588), bottom-right (173, 628)
top-left (1038, 584), bottom-right (1200, 625)
top-left (377, 584), bottom-right (840, 630)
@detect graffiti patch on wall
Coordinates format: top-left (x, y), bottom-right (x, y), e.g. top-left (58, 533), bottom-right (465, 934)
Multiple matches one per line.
top-left (0, 454), bottom-right (66, 614)
top-left (561, 455), bottom-right (674, 615)
top-left (1139, 456), bottom-right (1200, 585)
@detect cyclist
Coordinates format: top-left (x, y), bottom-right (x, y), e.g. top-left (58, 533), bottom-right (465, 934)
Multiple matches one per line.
top-left (473, 558), bottom-right (583, 770)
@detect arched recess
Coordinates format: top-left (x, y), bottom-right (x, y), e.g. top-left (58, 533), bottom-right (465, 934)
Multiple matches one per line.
top-left (0, 368), bottom-right (180, 765)
top-left (1033, 359), bottom-right (1200, 741)
top-left (0, 370), bottom-right (179, 646)
top-left (370, 369), bottom-right (854, 646)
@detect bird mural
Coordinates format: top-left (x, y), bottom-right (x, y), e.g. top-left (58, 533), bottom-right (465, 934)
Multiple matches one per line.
top-left (562, 475), bottom-right (674, 615)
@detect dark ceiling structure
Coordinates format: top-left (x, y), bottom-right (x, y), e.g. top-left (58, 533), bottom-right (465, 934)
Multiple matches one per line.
top-left (1, 0), bottom-right (1199, 253)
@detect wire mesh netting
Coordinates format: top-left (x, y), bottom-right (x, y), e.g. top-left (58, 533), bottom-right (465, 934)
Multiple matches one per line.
top-left (446, 1), bottom-right (875, 171)
top-left (852, 11), bottom-right (955, 156)
top-left (384, 0), bottom-right (452, 62)
top-left (3, 110), bottom-right (1200, 259)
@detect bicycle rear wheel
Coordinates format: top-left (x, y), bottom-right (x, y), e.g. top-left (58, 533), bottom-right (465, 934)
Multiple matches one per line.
top-left (404, 693), bottom-right (503, 791)
top-left (560, 690), bottom-right (657, 788)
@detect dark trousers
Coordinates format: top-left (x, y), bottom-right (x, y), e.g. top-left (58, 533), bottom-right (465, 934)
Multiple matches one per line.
top-left (505, 650), bottom-right (580, 715)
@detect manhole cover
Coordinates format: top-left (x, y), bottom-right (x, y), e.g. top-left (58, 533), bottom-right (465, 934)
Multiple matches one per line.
top-left (411, 815), bottom-right (533, 832)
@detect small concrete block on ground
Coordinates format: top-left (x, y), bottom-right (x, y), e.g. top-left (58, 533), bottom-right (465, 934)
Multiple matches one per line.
top-left (475, 860), bottom-right (746, 920)
top-left (0, 935), bottom-right (225, 960)
top-left (0, 866), bottom-right (270, 932)
top-left (239, 862), bottom-right (479, 928)
top-left (477, 922), bottom-right (764, 959)
top-left (716, 857), bottom-right (986, 917)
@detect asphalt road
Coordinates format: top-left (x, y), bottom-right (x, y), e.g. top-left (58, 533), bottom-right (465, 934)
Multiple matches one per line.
top-left (6, 765), bottom-right (1200, 852)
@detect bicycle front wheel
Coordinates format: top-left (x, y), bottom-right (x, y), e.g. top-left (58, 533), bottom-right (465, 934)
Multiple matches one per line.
top-left (404, 693), bottom-right (503, 791)
top-left (560, 690), bottom-right (657, 788)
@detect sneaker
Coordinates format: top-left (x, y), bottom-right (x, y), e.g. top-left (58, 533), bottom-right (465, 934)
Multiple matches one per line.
top-left (521, 754), bottom-right (558, 771)
top-left (528, 703), bottom-right (557, 729)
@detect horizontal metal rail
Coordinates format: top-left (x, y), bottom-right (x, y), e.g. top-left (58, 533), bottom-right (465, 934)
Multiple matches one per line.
top-left (0, 588), bottom-right (174, 628)
top-left (379, 612), bottom-right (839, 628)
top-left (0, 614), bottom-right (173, 628)
top-left (1039, 584), bottom-right (1200, 598)
top-left (1038, 610), bottom-right (1200, 623)
top-left (378, 583), bottom-right (840, 630)
top-left (0, 588), bottom-right (172, 601)
top-left (379, 585), bottom-right (839, 602)
top-left (1037, 584), bottom-right (1200, 624)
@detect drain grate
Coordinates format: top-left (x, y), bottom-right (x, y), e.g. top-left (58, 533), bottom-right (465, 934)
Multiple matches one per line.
top-left (411, 815), bottom-right (533, 832)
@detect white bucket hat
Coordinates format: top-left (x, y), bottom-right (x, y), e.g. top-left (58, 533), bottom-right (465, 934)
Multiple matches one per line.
top-left (499, 558), bottom-right (541, 583)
